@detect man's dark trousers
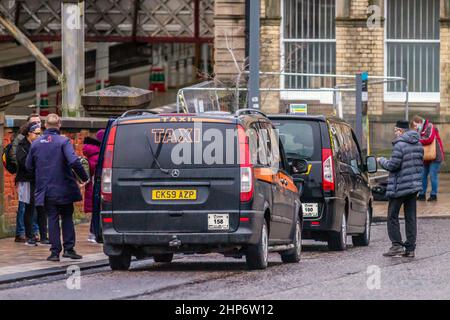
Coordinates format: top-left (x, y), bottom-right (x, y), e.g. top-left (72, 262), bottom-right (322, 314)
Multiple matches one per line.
top-left (45, 202), bottom-right (75, 255)
top-left (387, 192), bottom-right (418, 251)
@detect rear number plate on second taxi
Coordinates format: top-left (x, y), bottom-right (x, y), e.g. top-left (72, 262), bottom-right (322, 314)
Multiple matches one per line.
top-left (302, 203), bottom-right (319, 218)
top-left (208, 214), bottom-right (229, 231)
top-left (152, 189), bottom-right (197, 200)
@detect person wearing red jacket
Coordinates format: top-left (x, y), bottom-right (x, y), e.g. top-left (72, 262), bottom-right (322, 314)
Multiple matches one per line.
top-left (412, 116), bottom-right (445, 202)
top-left (82, 129), bottom-right (105, 243)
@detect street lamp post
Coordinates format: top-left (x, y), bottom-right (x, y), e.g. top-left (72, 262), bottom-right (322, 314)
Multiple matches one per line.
top-left (247, 0), bottom-right (260, 109)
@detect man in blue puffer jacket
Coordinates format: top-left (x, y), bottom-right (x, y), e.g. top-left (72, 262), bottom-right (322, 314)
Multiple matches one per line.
top-left (378, 120), bottom-right (423, 258)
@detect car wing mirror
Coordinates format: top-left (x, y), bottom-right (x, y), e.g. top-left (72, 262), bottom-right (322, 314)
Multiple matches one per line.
top-left (366, 156), bottom-right (378, 174)
top-left (290, 159), bottom-right (308, 175)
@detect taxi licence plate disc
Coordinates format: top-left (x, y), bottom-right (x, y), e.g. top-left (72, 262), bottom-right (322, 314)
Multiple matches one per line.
top-left (302, 203), bottom-right (319, 218)
top-left (208, 214), bottom-right (229, 231)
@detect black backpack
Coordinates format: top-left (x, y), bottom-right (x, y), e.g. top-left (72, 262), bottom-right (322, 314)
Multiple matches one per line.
top-left (2, 143), bottom-right (17, 174)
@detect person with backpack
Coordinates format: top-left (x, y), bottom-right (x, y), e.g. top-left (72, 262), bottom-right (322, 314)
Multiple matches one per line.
top-left (82, 129), bottom-right (104, 243)
top-left (16, 122), bottom-right (49, 246)
top-left (3, 113), bottom-right (42, 242)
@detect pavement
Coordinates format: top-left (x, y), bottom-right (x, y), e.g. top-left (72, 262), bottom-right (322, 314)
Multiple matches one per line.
top-left (373, 173), bottom-right (450, 221)
top-left (1, 218), bottom-right (450, 300)
top-left (0, 224), bottom-right (108, 284)
top-left (0, 174), bottom-right (449, 286)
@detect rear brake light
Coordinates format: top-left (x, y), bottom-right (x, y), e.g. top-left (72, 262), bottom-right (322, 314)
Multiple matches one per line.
top-left (238, 125), bottom-right (253, 202)
top-left (101, 168), bottom-right (112, 201)
top-left (103, 217), bottom-right (113, 224)
top-left (159, 113), bottom-right (196, 117)
top-left (106, 125), bottom-right (117, 146)
top-left (102, 126), bottom-right (117, 202)
top-left (322, 148), bottom-right (335, 191)
top-left (240, 167), bottom-right (253, 202)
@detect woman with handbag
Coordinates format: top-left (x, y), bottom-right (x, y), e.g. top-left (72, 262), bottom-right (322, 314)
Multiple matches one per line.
top-left (16, 122), bottom-right (49, 246)
top-left (412, 116), bottom-right (445, 202)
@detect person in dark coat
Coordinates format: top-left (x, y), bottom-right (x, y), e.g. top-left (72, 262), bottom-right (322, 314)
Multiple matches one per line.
top-left (13, 114), bottom-right (41, 243)
top-left (377, 120), bottom-right (424, 258)
top-left (16, 122), bottom-right (48, 246)
top-left (26, 114), bottom-right (89, 262)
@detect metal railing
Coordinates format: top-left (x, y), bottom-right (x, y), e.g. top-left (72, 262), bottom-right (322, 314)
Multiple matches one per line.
top-left (176, 85), bottom-right (356, 114)
top-left (176, 72), bottom-right (409, 121)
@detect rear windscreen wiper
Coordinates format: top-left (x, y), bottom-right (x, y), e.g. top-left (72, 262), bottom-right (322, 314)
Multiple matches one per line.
top-left (146, 133), bottom-right (170, 175)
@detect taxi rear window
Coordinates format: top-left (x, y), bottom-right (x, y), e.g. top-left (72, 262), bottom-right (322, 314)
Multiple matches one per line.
top-left (272, 120), bottom-right (321, 161)
top-left (113, 122), bottom-right (239, 168)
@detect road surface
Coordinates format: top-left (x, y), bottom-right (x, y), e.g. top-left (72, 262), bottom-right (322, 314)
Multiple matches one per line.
top-left (1, 218), bottom-right (449, 300)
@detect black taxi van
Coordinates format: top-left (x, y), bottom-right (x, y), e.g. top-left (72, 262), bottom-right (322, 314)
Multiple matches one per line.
top-left (268, 115), bottom-right (377, 251)
top-left (99, 109), bottom-right (307, 270)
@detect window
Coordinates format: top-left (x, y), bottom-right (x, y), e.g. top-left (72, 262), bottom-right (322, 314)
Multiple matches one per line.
top-left (281, 0), bottom-right (336, 102)
top-left (272, 120), bottom-right (321, 161)
top-left (349, 132), bottom-right (362, 168)
top-left (329, 123), bottom-right (342, 156)
top-left (385, 0), bottom-right (440, 102)
top-left (248, 123), bottom-right (269, 166)
top-left (339, 124), bottom-right (363, 169)
top-left (260, 123), bottom-right (282, 170)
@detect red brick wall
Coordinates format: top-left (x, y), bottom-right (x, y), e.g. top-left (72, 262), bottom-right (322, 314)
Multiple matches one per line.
top-left (3, 128), bottom-right (97, 227)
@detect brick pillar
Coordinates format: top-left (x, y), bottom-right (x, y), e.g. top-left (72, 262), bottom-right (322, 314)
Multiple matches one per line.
top-left (0, 79), bottom-right (19, 238)
top-left (260, 0), bottom-right (281, 113)
top-left (336, 0), bottom-right (384, 115)
top-left (440, 0), bottom-right (450, 118)
top-left (0, 111), bottom-right (4, 238)
top-left (214, 0), bottom-right (281, 113)
top-left (213, 0), bottom-right (246, 84)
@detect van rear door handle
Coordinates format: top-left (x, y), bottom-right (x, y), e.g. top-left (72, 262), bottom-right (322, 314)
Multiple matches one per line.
top-left (169, 212), bottom-right (183, 217)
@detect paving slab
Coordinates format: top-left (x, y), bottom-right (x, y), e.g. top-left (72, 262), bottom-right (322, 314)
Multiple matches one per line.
top-left (373, 173), bottom-right (450, 221)
top-left (0, 223), bottom-right (107, 284)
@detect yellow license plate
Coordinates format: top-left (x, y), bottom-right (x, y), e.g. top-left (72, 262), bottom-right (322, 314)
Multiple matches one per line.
top-left (152, 189), bottom-right (197, 200)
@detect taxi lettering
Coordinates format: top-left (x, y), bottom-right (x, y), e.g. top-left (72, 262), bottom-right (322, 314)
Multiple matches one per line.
top-left (152, 128), bottom-right (201, 144)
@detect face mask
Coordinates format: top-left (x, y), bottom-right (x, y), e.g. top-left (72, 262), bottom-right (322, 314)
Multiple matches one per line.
top-left (417, 124), bottom-right (423, 132)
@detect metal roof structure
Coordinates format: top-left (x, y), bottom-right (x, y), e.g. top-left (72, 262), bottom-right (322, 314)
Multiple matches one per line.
top-left (0, 0), bottom-right (214, 43)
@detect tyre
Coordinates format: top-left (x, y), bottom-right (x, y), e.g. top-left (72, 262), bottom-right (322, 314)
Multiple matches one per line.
top-left (109, 253), bottom-right (131, 271)
top-left (153, 253), bottom-right (174, 263)
top-left (327, 213), bottom-right (347, 251)
top-left (280, 218), bottom-right (302, 263)
top-left (246, 220), bottom-right (269, 270)
top-left (352, 207), bottom-right (371, 247)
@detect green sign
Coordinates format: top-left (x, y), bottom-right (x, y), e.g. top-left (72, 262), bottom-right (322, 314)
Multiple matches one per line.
top-left (289, 104), bottom-right (308, 115)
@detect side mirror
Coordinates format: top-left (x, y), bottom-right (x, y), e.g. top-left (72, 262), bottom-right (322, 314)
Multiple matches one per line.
top-left (291, 159), bottom-right (309, 175)
top-left (366, 156), bottom-right (378, 174)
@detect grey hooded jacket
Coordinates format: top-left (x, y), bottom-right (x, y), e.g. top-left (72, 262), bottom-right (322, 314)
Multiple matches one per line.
top-left (379, 130), bottom-right (424, 198)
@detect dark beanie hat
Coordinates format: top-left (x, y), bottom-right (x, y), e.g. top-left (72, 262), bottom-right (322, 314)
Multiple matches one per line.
top-left (395, 120), bottom-right (409, 130)
top-left (21, 121), bottom-right (40, 136)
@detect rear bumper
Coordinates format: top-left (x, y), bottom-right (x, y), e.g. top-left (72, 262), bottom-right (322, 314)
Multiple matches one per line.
top-left (102, 210), bottom-right (264, 250)
top-left (302, 197), bottom-right (344, 234)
